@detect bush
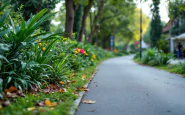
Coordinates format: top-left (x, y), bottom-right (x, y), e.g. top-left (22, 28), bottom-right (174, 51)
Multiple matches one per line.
top-left (157, 38), bottom-right (169, 53)
top-left (135, 48), bottom-right (172, 66)
top-left (0, 6), bottom-right (115, 94)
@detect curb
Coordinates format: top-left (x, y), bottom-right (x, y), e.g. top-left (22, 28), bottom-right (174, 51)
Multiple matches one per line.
top-left (69, 71), bottom-right (97, 115)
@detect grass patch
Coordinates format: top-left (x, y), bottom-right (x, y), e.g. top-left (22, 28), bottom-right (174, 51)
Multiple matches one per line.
top-left (1, 92), bottom-right (75, 115)
top-left (0, 58), bottom-right (109, 115)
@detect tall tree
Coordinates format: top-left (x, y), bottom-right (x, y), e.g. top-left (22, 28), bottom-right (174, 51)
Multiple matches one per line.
top-left (78, 0), bottom-right (94, 42)
top-left (150, 0), bottom-right (162, 47)
top-left (64, 0), bottom-right (89, 38)
top-left (65, 0), bottom-right (75, 38)
top-left (88, 0), bottom-right (106, 43)
top-left (11, 0), bottom-right (60, 31)
top-left (73, 5), bottom-right (83, 40)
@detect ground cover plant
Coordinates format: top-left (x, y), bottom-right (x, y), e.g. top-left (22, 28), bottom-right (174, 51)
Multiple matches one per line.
top-left (0, 2), bottom-right (118, 114)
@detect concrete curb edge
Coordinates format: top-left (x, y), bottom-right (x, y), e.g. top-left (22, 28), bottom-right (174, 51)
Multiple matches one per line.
top-left (69, 70), bottom-right (97, 115)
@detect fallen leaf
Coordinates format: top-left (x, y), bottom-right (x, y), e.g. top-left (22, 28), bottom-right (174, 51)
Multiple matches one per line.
top-left (80, 86), bottom-right (89, 91)
top-left (27, 107), bottom-right (36, 111)
top-left (82, 75), bottom-right (86, 80)
top-left (59, 88), bottom-right (67, 93)
top-left (45, 99), bottom-right (52, 106)
top-left (17, 90), bottom-right (25, 97)
top-left (44, 99), bottom-right (57, 107)
top-left (50, 102), bottom-right (57, 107)
top-left (4, 86), bottom-right (17, 93)
top-left (50, 84), bottom-right (57, 89)
top-left (59, 89), bottom-right (64, 93)
top-left (72, 80), bottom-right (76, 83)
top-left (81, 100), bottom-right (96, 104)
top-left (81, 86), bottom-right (86, 89)
top-left (7, 92), bottom-right (18, 98)
top-left (59, 81), bottom-right (65, 85)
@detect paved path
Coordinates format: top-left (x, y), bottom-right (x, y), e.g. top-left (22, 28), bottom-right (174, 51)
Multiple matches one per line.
top-left (75, 55), bottom-right (185, 115)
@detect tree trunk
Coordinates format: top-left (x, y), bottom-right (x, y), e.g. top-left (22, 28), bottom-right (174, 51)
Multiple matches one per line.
top-left (78, 0), bottom-right (94, 42)
top-left (65, 0), bottom-right (74, 38)
top-left (88, 0), bottom-right (105, 43)
top-left (73, 5), bottom-right (83, 40)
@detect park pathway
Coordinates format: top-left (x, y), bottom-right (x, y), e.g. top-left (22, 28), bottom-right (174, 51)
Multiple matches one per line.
top-left (75, 55), bottom-right (185, 115)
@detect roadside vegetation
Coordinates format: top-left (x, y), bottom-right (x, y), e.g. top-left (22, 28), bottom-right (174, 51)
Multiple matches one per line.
top-left (0, 2), bottom-right (130, 114)
top-left (134, 48), bottom-right (185, 77)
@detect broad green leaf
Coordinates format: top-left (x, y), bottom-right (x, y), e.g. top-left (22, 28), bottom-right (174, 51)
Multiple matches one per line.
top-left (0, 55), bottom-right (9, 63)
top-left (0, 9), bottom-right (10, 27)
top-left (27, 9), bottom-right (48, 29)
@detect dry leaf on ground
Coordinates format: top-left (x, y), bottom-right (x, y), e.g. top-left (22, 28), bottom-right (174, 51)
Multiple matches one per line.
top-left (27, 107), bottom-right (36, 111)
top-left (44, 99), bottom-right (57, 107)
top-left (81, 100), bottom-right (96, 104)
top-left (6, 92), bottom-right (18, 98)
top-left (72, 80), bottom-right (76, 83)
top-left (4, 86), bottom-right (17, 93)
top-left (59, 88), bottom-right (67, 93)
top-left (82, 75), bottom-right (86, 80)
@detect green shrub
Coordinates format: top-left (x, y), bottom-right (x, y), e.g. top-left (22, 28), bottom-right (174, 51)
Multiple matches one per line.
top-left (135, 48), bottom-right (172, 66)
top-left (157, 38), bottom-right (169, 53)
top-left (0, 5), bottom-right (115, 95)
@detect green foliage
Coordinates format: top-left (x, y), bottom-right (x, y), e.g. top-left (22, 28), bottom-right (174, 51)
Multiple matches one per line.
top-left (135, 48), bottom-right (173, 66)
top-left (73, 5), bottom-right (83, 40)
top-left (0, 5), bottom-right (115, 93)
top-left (143, 21), bottom-right (151, 44)
top-left (11, 0), bottom-right (60, 31)
top-left (157, 36), bottom-right (169, 53)
top-left (150, 0), bottom-right (162, 47)
top-left (0, 92), bottom-right (76, 115)
top-left (0, 9), bottom-right (57, 90)
top-left (168, 0), bottom-right (185, 19)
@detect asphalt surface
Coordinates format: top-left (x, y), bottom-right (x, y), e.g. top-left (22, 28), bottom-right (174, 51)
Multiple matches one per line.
top-left (75, 55), bottom-right (185, 115)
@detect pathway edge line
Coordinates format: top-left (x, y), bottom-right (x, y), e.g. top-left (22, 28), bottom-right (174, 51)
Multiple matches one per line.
top-left (69, 68), bottom-right (97, 115)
